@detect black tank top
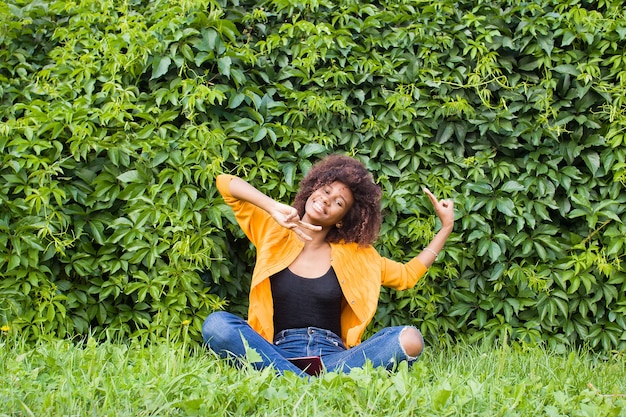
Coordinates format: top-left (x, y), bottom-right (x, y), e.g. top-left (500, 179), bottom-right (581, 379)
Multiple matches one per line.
top-left (270, 266), bottom-right (343, 337)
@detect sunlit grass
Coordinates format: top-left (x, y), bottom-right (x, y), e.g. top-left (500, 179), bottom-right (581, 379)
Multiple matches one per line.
top-left (1, 334), bottom-right (624, 416)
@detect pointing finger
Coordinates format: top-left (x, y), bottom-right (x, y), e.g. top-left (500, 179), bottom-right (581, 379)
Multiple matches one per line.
top-left (423, 187), bottom-right (439, 206)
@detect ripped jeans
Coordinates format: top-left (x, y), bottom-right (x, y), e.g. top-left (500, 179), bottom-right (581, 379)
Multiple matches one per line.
top-left (202, 311), bottom-right (423, 376)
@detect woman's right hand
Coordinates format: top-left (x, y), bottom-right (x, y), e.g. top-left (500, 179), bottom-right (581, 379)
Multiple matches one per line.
top-left (227, 176), bottom-right (322, 240)
top-left (269, 203), bottom-right (321, 240)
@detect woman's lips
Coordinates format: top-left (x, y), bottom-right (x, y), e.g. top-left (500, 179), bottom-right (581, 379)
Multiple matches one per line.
top-left (312, 200), bottom-right (326, 215)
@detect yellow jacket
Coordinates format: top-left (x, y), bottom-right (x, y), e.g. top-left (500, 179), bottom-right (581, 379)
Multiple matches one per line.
top-left (217, 174), bottom-right (428, 348)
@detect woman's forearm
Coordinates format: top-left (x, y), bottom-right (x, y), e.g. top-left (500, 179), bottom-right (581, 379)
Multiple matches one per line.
top-left (416, 224), bottom-right (453, 268)
top-left (227, 176), bottom-right (279, 214)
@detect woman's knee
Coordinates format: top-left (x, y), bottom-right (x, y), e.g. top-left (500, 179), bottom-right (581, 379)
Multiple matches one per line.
top-left (399, 326), bottom-right (424, 358)
top-left (202, 311), bottom-right (238, 344)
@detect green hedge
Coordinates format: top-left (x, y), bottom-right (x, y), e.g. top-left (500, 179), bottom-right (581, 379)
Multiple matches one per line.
top-left (1, 0), bottom-right (625, 350)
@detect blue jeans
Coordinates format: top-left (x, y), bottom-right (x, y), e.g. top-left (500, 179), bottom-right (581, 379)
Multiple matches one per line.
top-left (202, 311), bottom-right (423, 376)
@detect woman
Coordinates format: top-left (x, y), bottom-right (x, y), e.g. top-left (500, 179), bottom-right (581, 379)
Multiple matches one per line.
top-left (203, 154), bottom-right (454, 375)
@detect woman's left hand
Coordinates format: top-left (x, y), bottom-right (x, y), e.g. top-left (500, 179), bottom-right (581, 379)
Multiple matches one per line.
top-left (424, 188), bottom-right (454, 229)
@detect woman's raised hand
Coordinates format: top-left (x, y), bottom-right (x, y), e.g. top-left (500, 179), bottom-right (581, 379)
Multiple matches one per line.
top-left (269, 202), bottom-right (321, 240)
top-left (423, 188), bottom-right (454, 229)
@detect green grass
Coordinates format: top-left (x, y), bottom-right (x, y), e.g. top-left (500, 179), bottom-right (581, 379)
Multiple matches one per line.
top-left (1, 334), bottom-right (624, 416)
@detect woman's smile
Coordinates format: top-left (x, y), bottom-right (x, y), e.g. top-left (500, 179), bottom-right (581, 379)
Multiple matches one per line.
top-left (312, 200), bottom-right (327, 215)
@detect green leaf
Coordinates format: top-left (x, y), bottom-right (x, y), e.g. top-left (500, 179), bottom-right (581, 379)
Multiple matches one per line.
top-left (252, 127), bottom-right (267, 142)
top-left (282, 163), bottom-right (296, 187)
top-left (553, 64), bottom-right (579, 76)
top-left (300, 143), bottom-right (326, 158)
top-left (194, 28), bottom-right (221, 52)
top-left (501, 180), bottom-right (525, 193)
top-left (151, 56), bottom-right (171, 80)
top-left (116, 170), bottom-right (142, 183)
top-left (217, 56), bottom-right (232, 77)
top-left (380, 163), bottom-right (402, 177)
top-left (538, 35), bottom-right (554, 56)
top-left (581, 152), bottom-right (600, 176)
top-left (231, 118), bottom-right (256, 132)
top-left (432, 385), bottom-right (453, 410)
top-left (496, 199), bottom-right (515, 216)
top-left (488, 241), bottom-right (502, 262)
top-left (561, 30), bottom-right (576, 46)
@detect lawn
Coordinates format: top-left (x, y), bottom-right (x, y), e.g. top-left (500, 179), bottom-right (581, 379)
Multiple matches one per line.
top-left (1, 335), bottom-right (624, 416)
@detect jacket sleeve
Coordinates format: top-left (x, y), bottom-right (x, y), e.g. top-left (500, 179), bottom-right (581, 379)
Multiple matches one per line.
top-left (216, 174), bottom-right (274, 247)
top-left (379, 255), bottom-right (427, 290)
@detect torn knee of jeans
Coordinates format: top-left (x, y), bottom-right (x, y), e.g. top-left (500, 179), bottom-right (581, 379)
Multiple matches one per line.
top-left (399, 326), bottom-right (424, 360)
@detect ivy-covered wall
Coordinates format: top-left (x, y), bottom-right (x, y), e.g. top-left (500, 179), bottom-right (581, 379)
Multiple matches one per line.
top-left (1, 0), bottom-right (625, 350)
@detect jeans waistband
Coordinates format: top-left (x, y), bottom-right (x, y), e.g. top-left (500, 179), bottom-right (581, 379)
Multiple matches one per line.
top-left (274, 327), bottom-right (340, 341)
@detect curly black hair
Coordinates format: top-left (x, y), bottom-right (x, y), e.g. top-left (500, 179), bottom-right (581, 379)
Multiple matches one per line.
top-left (293, 154), bottom-right (382, 245)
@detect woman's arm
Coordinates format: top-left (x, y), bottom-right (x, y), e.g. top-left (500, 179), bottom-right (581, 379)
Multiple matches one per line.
top-left (416, 188), bottom-right (455, 268)
top-left (225, 176), bottom-right (320, 240)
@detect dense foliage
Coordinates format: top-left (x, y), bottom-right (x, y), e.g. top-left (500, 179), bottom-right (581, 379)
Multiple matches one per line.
top-left (1, 0), bottom-right (625, 350)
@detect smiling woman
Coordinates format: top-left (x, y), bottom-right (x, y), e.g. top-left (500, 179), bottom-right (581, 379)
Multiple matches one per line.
top-left (202, 154), bottom-right (455, 376)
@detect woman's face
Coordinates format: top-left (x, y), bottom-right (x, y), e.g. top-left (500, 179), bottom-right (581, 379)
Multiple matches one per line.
top-left (303, 181), bottom-right (354, 227)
